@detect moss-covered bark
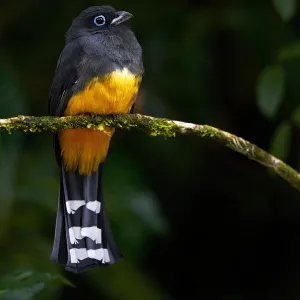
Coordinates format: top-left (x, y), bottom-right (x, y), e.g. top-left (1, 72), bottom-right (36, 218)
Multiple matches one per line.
top-left (0, 113), bottom-right (299, 191)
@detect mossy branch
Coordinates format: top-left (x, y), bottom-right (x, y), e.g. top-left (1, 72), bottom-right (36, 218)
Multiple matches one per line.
top-left (1, 113), bottom-right (300, 191)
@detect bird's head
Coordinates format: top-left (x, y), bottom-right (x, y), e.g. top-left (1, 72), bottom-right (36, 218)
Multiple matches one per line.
top-left (66, 5), bottom-right (134, 41)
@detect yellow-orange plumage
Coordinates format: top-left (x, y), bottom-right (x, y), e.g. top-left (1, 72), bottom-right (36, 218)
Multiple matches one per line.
top-left (60, 68), bottom-right (141, 175)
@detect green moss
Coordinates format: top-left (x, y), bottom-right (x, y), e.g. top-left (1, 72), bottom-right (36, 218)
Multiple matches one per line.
top-left (132, 116), bottom-right (178, 138)
top-left (185, 125), bottom-right (221, 141)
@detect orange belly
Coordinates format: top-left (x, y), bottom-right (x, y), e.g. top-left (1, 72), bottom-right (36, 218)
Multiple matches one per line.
top-left (60, 69), bottom-right (141, 175)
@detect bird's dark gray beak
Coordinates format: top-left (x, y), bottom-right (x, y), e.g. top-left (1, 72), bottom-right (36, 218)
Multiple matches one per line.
top-left (111, 11), bottom-right (134, 25)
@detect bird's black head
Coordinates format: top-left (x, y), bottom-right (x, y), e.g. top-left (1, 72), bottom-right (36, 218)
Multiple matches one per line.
top-left (66, 5), bottom-right (134, 41)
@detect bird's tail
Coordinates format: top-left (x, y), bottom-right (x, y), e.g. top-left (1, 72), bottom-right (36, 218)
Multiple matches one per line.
top-left (50, 164), bottom-right (122, 273)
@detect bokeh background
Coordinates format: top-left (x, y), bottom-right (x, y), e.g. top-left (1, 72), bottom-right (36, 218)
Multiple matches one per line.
top-left (1, 0), bottom-right (300, 299)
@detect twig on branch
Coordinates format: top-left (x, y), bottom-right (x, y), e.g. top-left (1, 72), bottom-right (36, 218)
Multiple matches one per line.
top-left (0, 113), bottom-right (299, 191)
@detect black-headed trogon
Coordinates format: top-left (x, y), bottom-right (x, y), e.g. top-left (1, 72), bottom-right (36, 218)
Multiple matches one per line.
top-left (48, 5), bottom-right (144, 273)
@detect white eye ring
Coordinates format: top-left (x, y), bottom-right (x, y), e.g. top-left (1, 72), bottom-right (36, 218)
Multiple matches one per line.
top-left (94, 15), bottom-right (106, 26)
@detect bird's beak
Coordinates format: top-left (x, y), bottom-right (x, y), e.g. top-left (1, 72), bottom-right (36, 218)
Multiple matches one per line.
top-left (111, 11), bottom-right (134, 25)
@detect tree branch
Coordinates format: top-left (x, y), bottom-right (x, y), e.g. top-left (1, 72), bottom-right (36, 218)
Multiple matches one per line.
top-left (1, 113), bottom-right (299, 191)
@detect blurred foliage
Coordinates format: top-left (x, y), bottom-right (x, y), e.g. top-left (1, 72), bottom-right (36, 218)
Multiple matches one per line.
top-left (273, 0), bottom-right (297, 22)
top-left (1, 0), bottom-right (300, 299)
top-left (269, 121), bottom-right (292, 160)
top-left (256, 64), bottom-right (285, 119)
top-left (0, 269), bottom-right (73, 300)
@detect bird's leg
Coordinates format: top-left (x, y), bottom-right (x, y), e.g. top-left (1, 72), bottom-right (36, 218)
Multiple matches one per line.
top-left (87, 113), bottom-right (98, 119)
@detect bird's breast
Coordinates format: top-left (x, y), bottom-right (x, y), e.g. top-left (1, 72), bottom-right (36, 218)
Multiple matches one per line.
top-left (64, 68), bottom-right (142, 116)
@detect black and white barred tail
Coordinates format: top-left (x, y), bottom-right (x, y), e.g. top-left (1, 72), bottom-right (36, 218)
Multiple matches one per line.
top-left (50, 163), bottom-right (122, 273)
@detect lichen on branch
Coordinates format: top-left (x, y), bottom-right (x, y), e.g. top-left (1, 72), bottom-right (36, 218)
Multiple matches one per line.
top-left (0, 113), bottom-right (299, 192)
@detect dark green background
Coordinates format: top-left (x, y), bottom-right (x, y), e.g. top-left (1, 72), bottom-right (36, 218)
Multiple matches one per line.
top-left (1, 0), bottom-right (300, 299)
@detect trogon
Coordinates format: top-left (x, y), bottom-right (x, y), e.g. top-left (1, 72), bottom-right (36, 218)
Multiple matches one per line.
top-left (48, 5), bottom-right (144, 273)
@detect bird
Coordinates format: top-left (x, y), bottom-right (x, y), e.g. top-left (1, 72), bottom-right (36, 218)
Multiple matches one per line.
top-left (48, 5), bottom-right (144, 273)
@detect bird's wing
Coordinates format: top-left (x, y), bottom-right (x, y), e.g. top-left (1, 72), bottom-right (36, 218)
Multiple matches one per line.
top-left (48, 41), bottom-right (83, 117)
top-left (48, 41), bottom-right (83, 164)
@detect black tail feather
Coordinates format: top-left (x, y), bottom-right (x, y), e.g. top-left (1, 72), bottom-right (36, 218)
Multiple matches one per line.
top-left (51, 163), bottom-right (122, 273)
top-left (50, 182), bottom-right (68, 265)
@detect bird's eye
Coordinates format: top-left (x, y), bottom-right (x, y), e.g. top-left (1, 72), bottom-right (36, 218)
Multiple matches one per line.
top-left (94, 15), bottom-right (106, 26)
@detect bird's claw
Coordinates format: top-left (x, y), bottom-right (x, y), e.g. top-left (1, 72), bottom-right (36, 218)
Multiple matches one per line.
top-left (89, 114), bottom-right (98, 119)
